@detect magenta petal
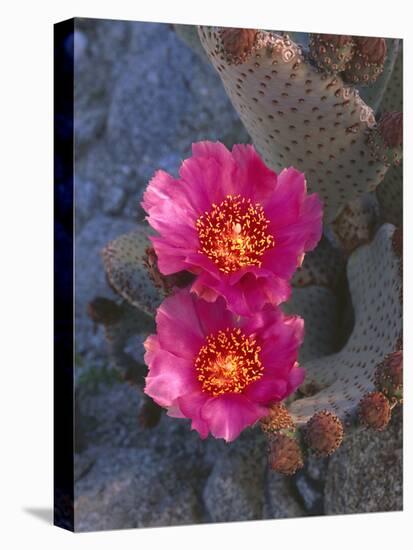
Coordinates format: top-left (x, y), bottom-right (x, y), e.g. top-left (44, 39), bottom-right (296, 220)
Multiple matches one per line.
top-left (156, 290), bottom-right (205, 359)
top-left (143, 334), bottom-right (160, 364)
top-left (194, 295), bottom-right (233, 335)
top-left (178, 391), bottom-right (210, 439)
top-left (244, 377), bottom-right (288, 403)
top-left (287, 364), bottom-right (306, 392)
top-left (263, 167), bottom-right (306, 227)
top-left (240, 272), bottom-right (291, 312)
top-left (232, 144), bottom-right (278, 202)
top-left (144, 356), bottom-right (198, 408)
top-left (201, 394), bottom-right (268, 442)
top-left (166, 404), bottom-right (186, 419)
top-left (150, 237), bottom-right (193, 275)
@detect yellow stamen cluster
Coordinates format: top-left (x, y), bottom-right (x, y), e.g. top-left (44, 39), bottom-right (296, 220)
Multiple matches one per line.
top-left (196, 194), bottom-right (275, 274)
top-left (195, 328), bottom-right (263, 396)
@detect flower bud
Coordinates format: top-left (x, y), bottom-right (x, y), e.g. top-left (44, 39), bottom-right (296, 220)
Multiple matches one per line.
top-left (309, 34), bottom-right (355, 73)
top-left (378, 112), bottom-right (403, 148)
top-left (220, 28), bottom-right (258, 62)
top-left (305, 410), bottom-right (344, 456)
top-left (375, 351), bottom-right (403, 403)
top-left (261, 403), bottom-right (294, 433)
top-left (268, 433), bottom-right (304, 475)
top-left (343, 37), bottom-right (387, 85)
top-left (358, 391), bottom-right (391, 431)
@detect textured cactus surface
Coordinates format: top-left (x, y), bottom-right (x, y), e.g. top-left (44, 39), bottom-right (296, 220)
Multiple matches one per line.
top-left (198, 27), bottom-right (402, 223)
top-left (289, 224), bottom-right (402, 426)
top-left (102, 226), bottom-right (164, 317)
top-left (283, 286), bottom-right (339, 363)
top-left (376, 163), bottom-right (402, 226)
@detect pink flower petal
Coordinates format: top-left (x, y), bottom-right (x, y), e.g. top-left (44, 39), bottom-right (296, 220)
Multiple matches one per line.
top-left (178, 391), bottom-right (210, 439)
top-left (244, 377), bottom-right (288, 403)
top-left (144, 353), bottom-right (198, 408)
top-left (156, 290), bottom-right (204, 359)
top-left (287, 363), bottom-right (306, 393)
top-left (201, 394), bottom-right (268, 442)
top-left (232, 144), bottom-right (278, 201)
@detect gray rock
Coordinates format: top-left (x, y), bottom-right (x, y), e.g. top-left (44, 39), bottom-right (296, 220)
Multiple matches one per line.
top-left (74, 19), bottom-right (249, 230)
top-left (263, 471), bottom-right (305, 519)
top-left (203, 430), bottom-right (267, 523)
top-left (75, 215), bottom-right (136, 358)
top-left (75, 177), bottom-right (100, 229)
top-left (75, 139), bottom-right (144, 229)
top-left (106, 22), bottom-right (249, 169)
top-left (306, 454), bottom-right (329, 482)
top-left (74, 446), bottom-right (204, 531)
top-left (324, 409), bottom-right (403, 515)
top-left (74, 19), bottom-right (132, 153)
top-left (294, 472), bottom-right (323, 514)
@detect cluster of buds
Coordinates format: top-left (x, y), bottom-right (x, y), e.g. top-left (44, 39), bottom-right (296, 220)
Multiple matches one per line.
top-left (368, 111), bottom-right (403, 167)
top-left (309, 34), bottom-right (387, 85)
top-left (264, 406), bottom-right (344, 474)
top-left (358, 352), bottom-right (403, 431)
top-left (375, 350), bottom-right (403, 403)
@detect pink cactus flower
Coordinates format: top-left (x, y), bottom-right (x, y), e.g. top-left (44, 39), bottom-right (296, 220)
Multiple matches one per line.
top-left (143, 289), bottom-right (305, 442)
top-left (142, 141), bottom-right (322, 316)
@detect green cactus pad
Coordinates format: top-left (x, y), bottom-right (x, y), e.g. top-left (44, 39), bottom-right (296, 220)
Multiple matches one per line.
top-left (288, 224), bottom-right (402, 426)
top-left (283, 286), bottom-right (339, 363)
top-left (101, 226), bottom-right (162, 316)
top-left (380, 43), bottom-right (402, 113)
top-left (198, 27), bottom-right (397, 222)
top-left (358, 39), bottom-right (401, 112)
top-left (376, 163), bottom-right (402, 227)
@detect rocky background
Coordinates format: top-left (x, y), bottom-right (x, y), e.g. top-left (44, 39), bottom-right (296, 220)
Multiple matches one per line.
top-left (73, 19), bottom-right (402, 531)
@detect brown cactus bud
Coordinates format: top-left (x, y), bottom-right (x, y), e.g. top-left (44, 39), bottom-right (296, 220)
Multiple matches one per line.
top-left (358, 391), bottom-right (391, 431)
top-left (268, 433), bottom-right (304, 475)
top-left (220, 28), bottom-right (258, 62)
top-left (367, 115), bottom-right (403, 167)
top-left (375, 351), bottom-right (403, 403)
top-left (343, 36), bottom-right (387, 85)
top-left (261, 403), bottom-right (294, 433)
top-left (305, 410), bottom-right (344, 456)
top-left (87, 297), bottom-right (123, 325)
top-left (378, 112), bottom-right (403, 148)
top-left (143, 247), bottom-right (193, 294)
top-left (353, 37), bottom-right (387, 64)
top-left (309, 34), bottom-right (355, 73)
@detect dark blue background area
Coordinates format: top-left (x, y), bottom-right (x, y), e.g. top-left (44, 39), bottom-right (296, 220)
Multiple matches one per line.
top-left (54, 18), bottom-right (74, 532)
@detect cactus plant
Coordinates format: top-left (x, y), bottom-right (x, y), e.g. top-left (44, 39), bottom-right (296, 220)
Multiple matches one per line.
top-left (264, 223), bottom-right (402, 472)
top-left (91, 26), bottom-right (402, 472)
top-left (197, 27), bottom-right (402, 223)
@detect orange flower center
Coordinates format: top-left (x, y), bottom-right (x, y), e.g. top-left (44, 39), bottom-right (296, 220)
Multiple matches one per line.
top-left (195, 328), bottom-right (264, 396)
top-left (196, 194), bottom-right (275, 274)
